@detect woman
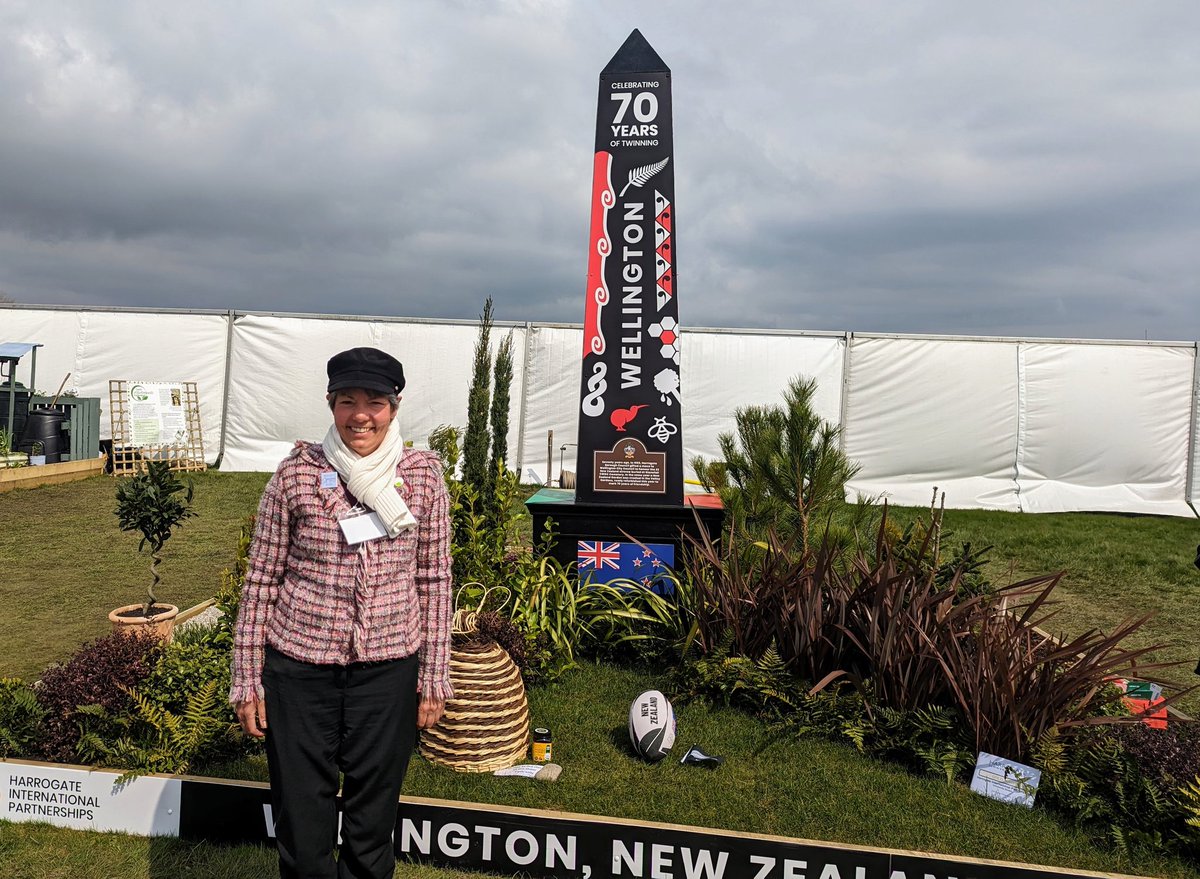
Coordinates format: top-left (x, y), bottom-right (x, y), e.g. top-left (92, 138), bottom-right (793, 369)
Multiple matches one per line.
top-left (230, 346), bottom-right (453, 879)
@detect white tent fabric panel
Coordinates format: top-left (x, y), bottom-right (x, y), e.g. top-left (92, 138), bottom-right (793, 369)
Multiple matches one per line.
top-left (519, 325), bottom-right (584, 484)
top-left (4, 305), bottom-right (1198, 517)
top-left (843, 337), bottom-right (1021, 510)
top-left (682, 331), bottom-right (845, 483)
top-left (1192, 352), bottom-right (1200, 507)
top-left (222, 315), bottom-right (492, 473)
top-left (0, 308), bottom-right (228, 462)
top-left (75, 311), bottom-right (229, 461)
top-left (0, 309), bottom-right (82, 397)
top-left (519, 327), bottom-right (845, 485)
top-left (1016, 343), bottom-right (1194, 516)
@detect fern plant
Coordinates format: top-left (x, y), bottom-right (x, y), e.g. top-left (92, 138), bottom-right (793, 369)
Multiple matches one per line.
top-left (1179, 777), bottom-right (1200, 842)
top-left (839, 704), bottom-right (974, 783)
top-left (1033, 726), bottom-right (1200, 860)
top-left (673, 635), bottom-right (801, 718)
top-left (76, 680), bottom-right (237, 779)
top-left (0, 678), bottom-right (44, 758)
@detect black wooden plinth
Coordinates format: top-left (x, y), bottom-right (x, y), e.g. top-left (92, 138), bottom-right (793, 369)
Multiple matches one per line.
top-left (524, 488), bottom-right (724, 573)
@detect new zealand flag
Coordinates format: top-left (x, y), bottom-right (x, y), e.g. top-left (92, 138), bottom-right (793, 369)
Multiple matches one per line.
top-left (576, 540), bottom-right (675, 593)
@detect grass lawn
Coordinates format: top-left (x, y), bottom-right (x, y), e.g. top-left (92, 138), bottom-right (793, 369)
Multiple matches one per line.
top-left (0, 822), bottom-right (492, 879)
top-left (896, 504), bottom-right (1200, 715)
top-left (0, 471), bottom-right (269, 682)
top-left (1, 474), bottom-right (1199, 877)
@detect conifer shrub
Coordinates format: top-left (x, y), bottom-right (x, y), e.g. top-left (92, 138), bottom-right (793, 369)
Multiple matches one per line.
top-left (692, 375), bottom-right (860, 549)
top-left (488, 329), bottom-right (515, 492)
top-left (461, 297), bottom-right (494, 493)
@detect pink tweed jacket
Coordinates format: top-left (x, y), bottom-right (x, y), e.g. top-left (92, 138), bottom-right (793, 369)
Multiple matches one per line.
top-left (229, 444), bottom-right (454, 705)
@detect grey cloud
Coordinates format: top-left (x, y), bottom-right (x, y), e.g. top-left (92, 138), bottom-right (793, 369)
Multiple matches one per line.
top-left (0, 1), bottom-right (1197, 341)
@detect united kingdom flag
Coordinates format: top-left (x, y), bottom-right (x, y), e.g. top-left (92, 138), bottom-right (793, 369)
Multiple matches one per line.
top-left (577, 541), bottom-right (621, 571)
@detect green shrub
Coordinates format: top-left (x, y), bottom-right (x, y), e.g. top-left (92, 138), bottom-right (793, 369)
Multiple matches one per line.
top-left (462, 555), bottom-right (688, 684)
top-left (448, 464), bottom-right (533, 594)
top-left (141, 632), bottom-right (234, 717)
top-left (33, 631), bottom-right (162, 763)
top-left (581, 572), bottom-right (697, 668)
top-left (0, 678), bottom-right (44, 758)
top-left (115, 460), bottom-right (196, 616)
top-left (209, 514), bottom-right (254, 651)
top-left (428, 424), bottom-right (461, 479)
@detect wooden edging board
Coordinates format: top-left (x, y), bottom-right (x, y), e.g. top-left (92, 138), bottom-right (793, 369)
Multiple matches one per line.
top-left (1, 758), bottom-right (1155, 879)
top-left (0, 457), bottom-right (105, 493)
top-left (174, 598), bottom-right (217, 625)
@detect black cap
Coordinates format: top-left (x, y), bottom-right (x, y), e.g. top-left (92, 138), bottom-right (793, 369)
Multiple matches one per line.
top-left (326, 347), bottom-right (405, 395)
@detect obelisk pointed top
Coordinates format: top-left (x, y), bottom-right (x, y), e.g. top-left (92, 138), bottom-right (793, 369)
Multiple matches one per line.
top-left (601, 29), bottom-right (670, 75)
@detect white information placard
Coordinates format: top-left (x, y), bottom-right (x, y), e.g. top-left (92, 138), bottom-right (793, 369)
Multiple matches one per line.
top-left (2, 762), bottom-right (182, 836)
top-left (126, 381), bottom-right (190, 446)
top-left (969, 751), bottom-right (1041, 808)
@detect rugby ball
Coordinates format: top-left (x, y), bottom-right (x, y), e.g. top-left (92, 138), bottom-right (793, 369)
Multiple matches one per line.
top-left (628, 689), bottom-right (676, 762)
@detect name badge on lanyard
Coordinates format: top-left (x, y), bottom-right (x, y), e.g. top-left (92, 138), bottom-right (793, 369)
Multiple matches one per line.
top-left (338, 506), bottom-right (389, 545)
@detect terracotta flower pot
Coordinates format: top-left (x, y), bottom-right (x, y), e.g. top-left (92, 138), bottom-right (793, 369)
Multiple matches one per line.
top-left (108, 603), bottom-right (179, 640)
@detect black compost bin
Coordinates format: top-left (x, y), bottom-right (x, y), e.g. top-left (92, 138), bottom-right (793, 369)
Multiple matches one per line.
top-left (20, 406), bottom-right (70, 462)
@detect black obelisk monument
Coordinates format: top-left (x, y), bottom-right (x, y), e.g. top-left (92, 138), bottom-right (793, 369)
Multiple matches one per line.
top-left (576, 29), bottom-right (683, 505)
top-left (526, 30), bottom-right (721, 584)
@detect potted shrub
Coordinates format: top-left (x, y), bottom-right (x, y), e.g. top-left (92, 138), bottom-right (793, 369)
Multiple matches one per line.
top-left (28, 441), bottom-right (46, 466)
top-left (110, 461), bottom-right (195, 639)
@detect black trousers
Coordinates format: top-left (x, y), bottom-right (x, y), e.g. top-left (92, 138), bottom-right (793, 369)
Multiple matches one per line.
top-left (263, 645), bottom-right (418, 879)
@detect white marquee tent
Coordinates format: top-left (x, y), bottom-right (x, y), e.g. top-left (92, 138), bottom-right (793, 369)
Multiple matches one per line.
top-left (2, 304), bottom-right (1197, 517)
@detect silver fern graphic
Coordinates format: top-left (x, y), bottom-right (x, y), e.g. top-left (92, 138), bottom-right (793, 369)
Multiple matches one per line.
top-left (618, 157), bottom-right (669, 197)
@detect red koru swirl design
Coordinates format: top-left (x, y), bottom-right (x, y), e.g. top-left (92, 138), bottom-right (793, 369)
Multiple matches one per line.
top-left (590, 285), bottom-right (609, 354)
top-left (583, 151), bottom-right (615, 357)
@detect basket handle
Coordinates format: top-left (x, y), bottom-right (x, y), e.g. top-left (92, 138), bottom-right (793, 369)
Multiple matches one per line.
top-left (452, 583), bottom-right (512, 635)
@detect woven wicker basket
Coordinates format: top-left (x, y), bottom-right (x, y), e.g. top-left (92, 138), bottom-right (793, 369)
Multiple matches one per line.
top-left (418, 608), bottom-right (530, 773)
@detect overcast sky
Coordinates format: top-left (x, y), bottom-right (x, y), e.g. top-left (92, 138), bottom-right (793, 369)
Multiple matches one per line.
top-left (1, 1), bottom-right (1197, 341)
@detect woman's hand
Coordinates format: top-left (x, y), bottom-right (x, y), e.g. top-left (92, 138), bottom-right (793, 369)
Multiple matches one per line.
top-left (416, 694), bottom-right (446, 730)
top-left (235, 695), bottom-right (268, 738)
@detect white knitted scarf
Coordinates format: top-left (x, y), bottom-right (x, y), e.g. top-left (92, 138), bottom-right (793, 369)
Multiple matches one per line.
top-left (321, 417), bottom-right (417, 537)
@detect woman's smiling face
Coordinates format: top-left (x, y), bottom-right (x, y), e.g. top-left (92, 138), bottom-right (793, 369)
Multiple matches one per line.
top-left (329, 388), bottom-right (396, 456)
